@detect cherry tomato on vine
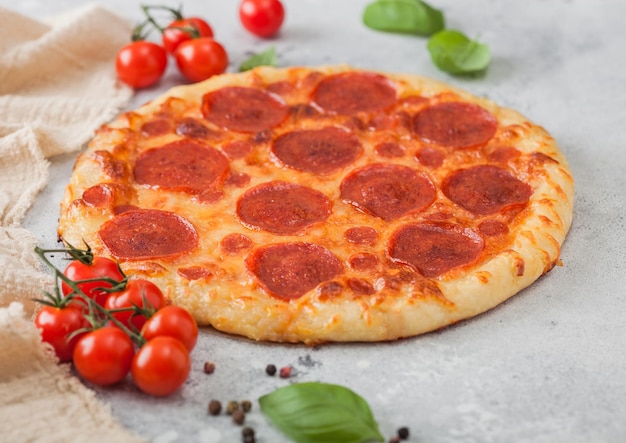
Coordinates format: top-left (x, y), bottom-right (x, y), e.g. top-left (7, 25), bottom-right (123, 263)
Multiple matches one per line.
top-left (61, 256), bottom-right (125, 306)
top-left (239, 0), bottom-right (285, 38)
top-left (175, 37), bottom-right (228, 82)
top-left (163, 17), bottom-right (214, 54)
top-left (132, 336), bottom-right (191, 396)
top-left (141, 305), bottom-right (198, 351)
top-left (116, 40), bottom-right (168, 88)
top-left (34, 305), bottom-right (89, 362)
top-left (73, 326), bottom-right (135, 386)
top-left (105, 279), bottom-right (165, 332)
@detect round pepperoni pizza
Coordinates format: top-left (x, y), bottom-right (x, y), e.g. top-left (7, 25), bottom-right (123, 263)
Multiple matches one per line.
top-left (58, 65), bottom-right (574, 344)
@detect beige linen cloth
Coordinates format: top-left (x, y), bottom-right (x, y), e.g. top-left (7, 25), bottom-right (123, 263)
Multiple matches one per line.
top-left (0, 4), bottom-right (146, 442)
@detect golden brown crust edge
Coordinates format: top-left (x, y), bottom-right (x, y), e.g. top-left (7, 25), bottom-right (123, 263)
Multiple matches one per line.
top-left (58, 65), bottom-right (575, 344)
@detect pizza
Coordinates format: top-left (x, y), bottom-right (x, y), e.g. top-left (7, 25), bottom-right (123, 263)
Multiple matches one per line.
top-left (58, 65), bottom-right (574, 344)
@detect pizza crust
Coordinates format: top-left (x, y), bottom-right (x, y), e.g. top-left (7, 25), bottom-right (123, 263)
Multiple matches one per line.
top-left (58, 65), bottom-right (574, 344)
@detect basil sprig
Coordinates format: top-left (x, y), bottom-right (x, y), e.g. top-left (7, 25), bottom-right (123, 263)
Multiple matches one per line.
top-left (363, 0), bottom-right (491, 75)
top-left (239, 46), bottom-right (277, 72)
top-left (427, 29), bottom-right (490, 75)
top-left (259, 382), bottom-right (385, 443)
top-left (363, 0), bottom-right (444, 36)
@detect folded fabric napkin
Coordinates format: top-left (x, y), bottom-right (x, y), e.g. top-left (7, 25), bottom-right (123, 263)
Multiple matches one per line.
top-left (0, 4), bottom-right (143, 442)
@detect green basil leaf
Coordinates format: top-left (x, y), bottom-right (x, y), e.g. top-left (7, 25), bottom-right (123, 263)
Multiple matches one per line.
top-left (427, 29), bottom-right (491, 75)
top-left (363, 0), bottom-right (445, 36)
top-left (239, 46), bottom-right (277, 72)
top-left (259, 382), bottom-right (385, 443)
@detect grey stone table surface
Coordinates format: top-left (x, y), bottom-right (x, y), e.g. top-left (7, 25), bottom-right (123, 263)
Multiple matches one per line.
top-left (4, 0), bottom-right (626, 441)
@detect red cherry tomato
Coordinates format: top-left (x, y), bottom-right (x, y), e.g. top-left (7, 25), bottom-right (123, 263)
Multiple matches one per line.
top-left (163, 17), bottom-right (214, 54)
top-left (175, 37), bottom-right (228, 82)
top-left (105, 279), bottom-right (165, 332)
top-left (141, 305), bottom-right (198, 351)
top-left (73, 326), bottom-right (135, 386)
top-left (34, 305), bottom-right (89, 362)
top-left (116, 41), bottom-right (168, 88)
top-left (132, 336), bottom-right (191, 396)
top-left (239, 0), bottom-right (285, 38)
top-left (62, 256), bottom-right (125, 306)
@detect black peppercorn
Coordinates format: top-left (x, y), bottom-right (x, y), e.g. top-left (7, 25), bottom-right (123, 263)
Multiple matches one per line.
top-left (203, 362), bottom-right (216, 374)
top-left (208, 400), bottom-right (222, 415)
top-left (241, 400), bottom-right (252, 412)
top-left (232, 409), bottom-right (245, 425)
top-left (265, 364), bottom-right (277, 376)
top-left (398, 427), bottom-right (410, 440)
top-left (227, 400), bottom-right (240, 415)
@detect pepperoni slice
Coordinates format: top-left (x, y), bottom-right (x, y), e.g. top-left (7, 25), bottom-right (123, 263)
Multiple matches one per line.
top-left (272, 127), bottom-right (362, 175)
top-left (237, 181), bottom-right (331, 235)
top-left (340, 164), bottom-right (436, 221)
top-left (413, 102), bottom-right (498, 148)
top-left (246, 242), bottom-right (343, 300)
top-left (442, 165), bottom-right (532, 215)
top-left (222, 140), bottom-right (253, 159)
top-left (134, 140), bottom-right (229, 193)
top-left (415, 147), bottom-right (445, 168)
top-left (388, 223), bottom-right (484, 277)
top-left (347, 278), bottom-right (376, 295)
top-left (225, 172), bottom-right (251, 188)
top-left (348, 253), bottom-right (380, 272)
top-left (220, 233), bottom-right (253, 255)
top-left (201, 86), bottom-right (288, 133)
top-left (99, 209), bottom-right (198, 260)
top-left (175, 117), bottom-right (220, 140)
top-left (82, 184), bottom-right (115, 208)
top-left (312, 72), bottom-right (397, 115)
top-left (375, 142), bottom-right (405, 158)
top-left (141, 118), bottom-right (171, 136)
top-left (177, 266), bottom-right (214, 280)
top-left (344, 226), bottom-right (379, 246)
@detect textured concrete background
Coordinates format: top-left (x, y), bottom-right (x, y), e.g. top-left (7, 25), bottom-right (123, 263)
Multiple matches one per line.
top-left (7, 0), bottom-right (626, 441)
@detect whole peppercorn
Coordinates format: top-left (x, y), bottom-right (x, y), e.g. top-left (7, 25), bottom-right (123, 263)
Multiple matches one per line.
top-left (241, 400), bottom-right (252, 412)
top-left (203, 362), bottom-right (216, 374)
top-left (265, 364), bottom-right (277, 376)
top-left (242, 426), bottom-right (255, 443)
top-left (208, 400), bottom-right (222, 416)
top-left (279, 366), bottom-right (292, 378)
top-left (398, 427), bottom-right (410, 440)
top-left (227, 400), bottom-right (240, 415)
top-left (232, 409), bottom-right (245, 425)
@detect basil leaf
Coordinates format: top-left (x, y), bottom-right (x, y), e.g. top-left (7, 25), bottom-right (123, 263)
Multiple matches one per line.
top-left (259, 382), bottom-right (385, 443)
top-left (427, 29), bottom-right (491, 75)
top-left (363, 0), bottom-right (445, 36)
top-left (239, 46), bottom-right (277, 72)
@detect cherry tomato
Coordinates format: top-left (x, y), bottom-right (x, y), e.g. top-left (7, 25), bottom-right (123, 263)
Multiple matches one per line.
top-left (62, 256), bottom-right (125, 306)
top-left (116, 41), bottom-right (168, 88)
top-left (132, 336), bottom-right (191, 396)
top-left (105, 279), bottom-right (165, 332)
top-left (73, 326), bottom-right (135, 386)
top-left (239, 0), bottom-right (285, 38)
top-left (141, 305), bottom-right (198, 351)
top-left (34, 305), bottom-right (89, 362)
top-left (175, 37), bottom-right (228, 83)
top-left (163, 17), bottom-right (214, 54)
